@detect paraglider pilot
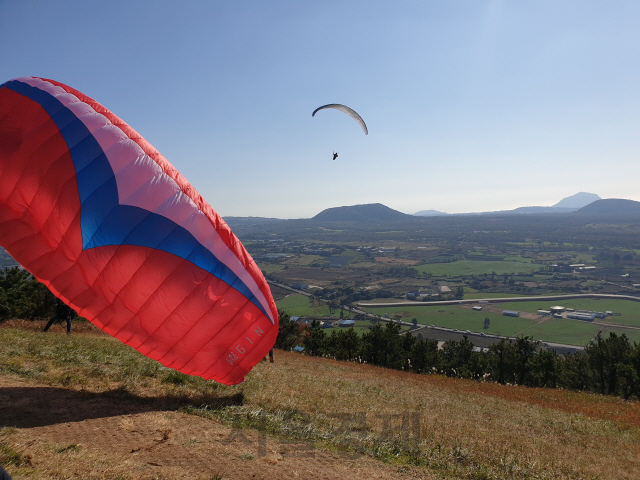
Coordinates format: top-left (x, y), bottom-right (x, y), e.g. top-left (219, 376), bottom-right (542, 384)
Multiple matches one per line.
top-left (43, 298), bottom-right (77, 334)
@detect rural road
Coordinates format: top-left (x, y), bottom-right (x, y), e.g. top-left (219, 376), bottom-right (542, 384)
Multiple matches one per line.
top-left (357, 293), bottom-right (640, 308)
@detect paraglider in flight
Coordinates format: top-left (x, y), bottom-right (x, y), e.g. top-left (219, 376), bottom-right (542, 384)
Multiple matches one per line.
top-left (0, 77), bottom-right (278, 385)
top-left (312, 104), bottom-right (368, 135)
top-left (333, 152), bottom-right (338, 161)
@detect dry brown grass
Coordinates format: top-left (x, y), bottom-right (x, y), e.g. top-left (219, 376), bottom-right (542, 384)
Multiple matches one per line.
top-left (239, 352), bottom-right (640, 479)
top-left (1, 320), bottom-right (639, 479)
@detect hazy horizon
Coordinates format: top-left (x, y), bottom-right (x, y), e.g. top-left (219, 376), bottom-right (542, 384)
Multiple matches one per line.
top-left (224, 191), bottom-right (611, 219)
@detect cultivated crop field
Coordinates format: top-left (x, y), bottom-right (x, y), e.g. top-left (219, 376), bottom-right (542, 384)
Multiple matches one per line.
top-left (519, 318), bottom-right (602, 345)
top-left (1, 320), bottom-right (639, 479)
top-left (275, 294), bottom-right (337, 318)
top-left (411, 259), bottom-right (542, 276)
top-left (462, 292), bottom-right (526, 299)
top-left (360, 304), bottom-right (535, 338)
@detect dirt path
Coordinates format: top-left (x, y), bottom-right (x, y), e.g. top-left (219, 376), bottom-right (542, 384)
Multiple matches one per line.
top-left (0, 377), bottom-right (428, 480)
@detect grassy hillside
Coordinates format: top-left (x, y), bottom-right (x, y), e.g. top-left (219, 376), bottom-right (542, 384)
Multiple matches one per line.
top-left (1, 320), bottom-right (639, 479)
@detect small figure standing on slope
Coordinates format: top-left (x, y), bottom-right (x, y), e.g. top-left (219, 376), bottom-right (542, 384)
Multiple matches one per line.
top-left (43, 298), bottom-right (77, 334)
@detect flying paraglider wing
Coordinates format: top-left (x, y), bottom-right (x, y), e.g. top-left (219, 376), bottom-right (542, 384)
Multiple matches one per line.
top-left (0, 77), bottom-right (278, 385)
top-left (312, 104), bottom-right (368, 135)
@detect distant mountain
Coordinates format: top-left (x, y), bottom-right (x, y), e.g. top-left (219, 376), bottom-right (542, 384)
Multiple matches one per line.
top-left (227, 193), bottom-right (610, 224)
top-left (575, 198), bottom-right (640, 216)
top-left (312, 203), bottom-right (413, 222)
top-left (553, 192), bottom-right (601, 209)
top-left (413, 209), bottom-right (449, 217)
top-left (411, 192), bottom-right (602, 217)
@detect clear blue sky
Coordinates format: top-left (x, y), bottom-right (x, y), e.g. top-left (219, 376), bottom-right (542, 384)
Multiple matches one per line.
top-left (2, 1), bottom-right (640, 218)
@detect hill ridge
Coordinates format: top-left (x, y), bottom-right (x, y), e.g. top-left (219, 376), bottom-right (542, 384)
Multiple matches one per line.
top-left (576, 198), bottom-right (640, 215)
top-left (312, 203), bottom-right (412, 222)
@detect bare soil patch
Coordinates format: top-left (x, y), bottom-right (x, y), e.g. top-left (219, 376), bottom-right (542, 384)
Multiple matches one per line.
top-left (0, 376), bottom-right (428, 480)
top-left (600, 284), bottom-right (626, 293)
top-left (266, 284), bottom-right (291, 301)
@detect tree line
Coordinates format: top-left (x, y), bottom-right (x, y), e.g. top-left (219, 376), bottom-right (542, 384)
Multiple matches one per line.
top-left (0, 267), bottom-right (56, 320)
top-left (275, 311), bottom-right (640, 400)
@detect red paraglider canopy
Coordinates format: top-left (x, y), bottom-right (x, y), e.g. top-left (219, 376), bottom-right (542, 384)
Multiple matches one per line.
top-left (0, 77), bottom-right (278, 385)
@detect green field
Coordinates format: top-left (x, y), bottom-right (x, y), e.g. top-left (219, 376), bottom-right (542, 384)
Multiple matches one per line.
top-left (537, 251), bottom-right (596, 264)
top-left (519, 319), bottom-right (602, 345)
top-left (283, 254), bottom-right (323, 266)
top-left (463, 292), bottom-right (529, 299)
top-left (276, 294), bottom-right (339, 318)
top-left (360, 298), bottom-right (640, 346)
top-left (359, 304), bottom-right (535, 338)
top-left (412, 259), bottom-right (543, 276)
top-left (516, 318), bottom-right (640, 344)
top-left (498, 298), bottom-right (640, 327)
top-left (258, 263), bottom-right (285, 274)
top-left (503, 255), bottom-right (533, 263)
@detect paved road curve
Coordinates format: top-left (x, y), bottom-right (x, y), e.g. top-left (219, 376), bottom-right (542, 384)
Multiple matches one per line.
top-left (357, 293), bottom-right (640, 308)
